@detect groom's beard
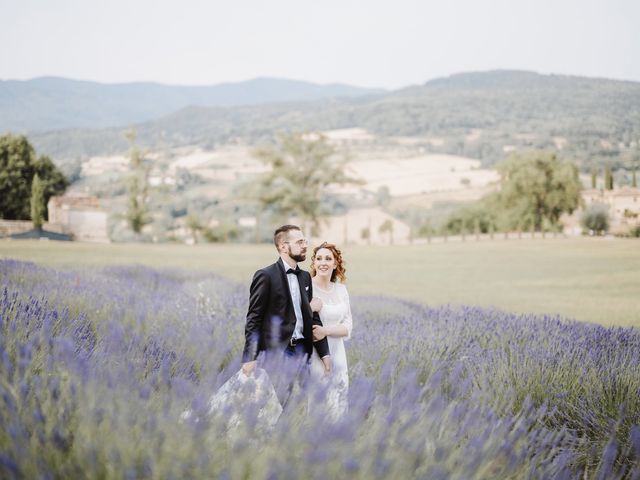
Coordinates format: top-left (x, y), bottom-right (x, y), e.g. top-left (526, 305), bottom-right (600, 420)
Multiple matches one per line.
top-left (290, 252), bottom-right (306, 262)
top-left (289, 248), bottom-right (306, 263)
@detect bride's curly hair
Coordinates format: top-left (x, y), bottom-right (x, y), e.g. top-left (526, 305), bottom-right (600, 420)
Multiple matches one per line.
top-left (310, 241), bottom-right (346, 283)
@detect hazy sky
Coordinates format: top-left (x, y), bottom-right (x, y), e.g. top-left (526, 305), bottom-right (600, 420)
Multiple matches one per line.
top-left (2, 0), bottom-right (638, 89)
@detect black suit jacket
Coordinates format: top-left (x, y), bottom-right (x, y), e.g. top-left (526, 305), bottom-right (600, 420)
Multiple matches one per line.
top-left (242, 259), bottom-right (330, 362)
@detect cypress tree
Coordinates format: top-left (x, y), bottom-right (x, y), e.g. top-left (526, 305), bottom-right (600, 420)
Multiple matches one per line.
top-left (30, 173), bottom-right (45, 230)
top-left (604, 164), bottom-right (613, 190)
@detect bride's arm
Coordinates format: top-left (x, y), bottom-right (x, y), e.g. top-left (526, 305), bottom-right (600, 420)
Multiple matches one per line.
top-left (313, 323), bottom-right (349, 339)
top-left (312, 285), bottom-right (352, 340)
top-left (339, 285), bottom-right (353, 340)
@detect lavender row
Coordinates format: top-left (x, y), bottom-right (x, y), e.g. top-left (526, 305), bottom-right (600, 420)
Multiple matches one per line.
top-left (1, 259), bottom-right (638, 479)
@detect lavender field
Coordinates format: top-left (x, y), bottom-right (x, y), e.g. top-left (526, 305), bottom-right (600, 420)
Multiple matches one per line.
top-left (1, 258), bottom-right (639, 479)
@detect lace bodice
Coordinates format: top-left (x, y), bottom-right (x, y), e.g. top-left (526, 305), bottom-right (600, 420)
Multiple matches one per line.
top-left (313, 282), bottom-right (352, 339)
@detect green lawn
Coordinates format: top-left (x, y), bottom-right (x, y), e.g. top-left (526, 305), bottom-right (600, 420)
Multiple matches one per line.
top-left (1, 238), bottom-right (638, 327)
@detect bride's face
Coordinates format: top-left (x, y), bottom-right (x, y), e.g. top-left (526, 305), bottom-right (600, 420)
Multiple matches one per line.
top-left (313, 248), bottom-right (336, 279)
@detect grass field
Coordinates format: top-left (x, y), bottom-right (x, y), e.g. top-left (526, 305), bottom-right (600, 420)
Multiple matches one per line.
top-left (1, 237), bottom-right (638, 327)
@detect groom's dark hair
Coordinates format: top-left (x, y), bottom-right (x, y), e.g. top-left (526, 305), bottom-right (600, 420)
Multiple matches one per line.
top-left (274, 224), bottom-right (301, 247)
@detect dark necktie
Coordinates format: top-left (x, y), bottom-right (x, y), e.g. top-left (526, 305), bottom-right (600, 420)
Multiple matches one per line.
top-left (286, 268), bottom-right (301, 276)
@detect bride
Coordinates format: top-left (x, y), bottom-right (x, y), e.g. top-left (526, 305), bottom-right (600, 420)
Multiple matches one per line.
top-left (309, 241), bottom-right (353, 419)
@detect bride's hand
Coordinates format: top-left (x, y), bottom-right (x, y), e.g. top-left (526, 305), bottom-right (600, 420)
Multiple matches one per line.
top-left (310, 297), bottom-right (323, 313)
top-left (312, 325), bottom-right (328, 341)
top-left (321, 356), bottom-right (332, 374)
top-left (241, 361), bottom-right (257, 377)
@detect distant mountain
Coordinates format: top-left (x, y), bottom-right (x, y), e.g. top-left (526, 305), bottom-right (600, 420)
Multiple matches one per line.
top-left (0, 76), bottom-right (384, 132)
top-left (26, 70), bottom-right (640, 170)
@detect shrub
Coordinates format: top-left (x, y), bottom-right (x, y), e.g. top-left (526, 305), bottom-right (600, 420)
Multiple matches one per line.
top-left (581, 203), bottom-right (610, 234)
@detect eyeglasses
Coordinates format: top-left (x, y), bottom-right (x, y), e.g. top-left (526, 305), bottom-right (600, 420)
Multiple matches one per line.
top-left (285, 239), bottom-right (308, 246)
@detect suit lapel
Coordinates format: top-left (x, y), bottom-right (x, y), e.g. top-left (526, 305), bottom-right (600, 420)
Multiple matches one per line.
top-left (296, 272), bottom-right (314, 348)
top-left (275, 259), bottom-right (295, 318)
top-left (296, 273), bottom-right (312, 320)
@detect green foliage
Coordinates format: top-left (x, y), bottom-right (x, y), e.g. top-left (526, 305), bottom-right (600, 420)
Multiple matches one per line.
top-left (253, 133), bottom-right (363, 234)
top-left (125, 131), bottom-right (151, 234)
top-left (186, 214), bottom-right (202, 244)
top-left (0, 133), bottom-right (68, 220)
top-left (580, 203), bottom-right (610, 234)
top-left (416, 221), bottom-right (436, 237)
top-left (604, 164), bottom-right (614, 190)
top-left (202, 223), bottom-right (240, 243)
top-left (30, 174), bottom-right (45, 229)
top-left (30, 71), bottom-right (640, 172)
top-left (126, 175), bottom-right (150, 234)
top-left (443, 193), bottom-right (501, 234)
top-left (0, 134), bottom-right (35, 219)
top-left (442, 151), bottom-right (583, 234)
top-left (35, 155), bottom-right (71, 218)
top-left (495, 151), bottom-right (583, 231)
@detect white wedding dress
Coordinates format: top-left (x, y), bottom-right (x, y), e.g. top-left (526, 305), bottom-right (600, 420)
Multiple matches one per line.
top-left (310, 282), bottom-right (353, 420)
top-left (180, 368), bottom-right (282, 438)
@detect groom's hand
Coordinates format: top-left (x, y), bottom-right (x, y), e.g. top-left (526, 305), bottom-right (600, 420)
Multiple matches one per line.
top-left (313, 325), bottom-right (328, 341)
top-left (321, 356), bottom-right (332, 374)
top-left (310, 297), bottom-right (323, 313)
top-left (242, 361), bottom-right (257, 376)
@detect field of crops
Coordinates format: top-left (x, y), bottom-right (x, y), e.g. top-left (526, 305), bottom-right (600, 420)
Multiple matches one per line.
top-left (1, 238), bottom-right (639, 326)
top-left (1, 258), bottom-right (639, 478)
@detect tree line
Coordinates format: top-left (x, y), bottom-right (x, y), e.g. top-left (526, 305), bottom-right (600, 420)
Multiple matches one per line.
top-left (3, 131), bottom-right (630, 242)
top-left (0, 134), bottom-right (69, 228)
top-left (439, 151), bottom-right (583, 235)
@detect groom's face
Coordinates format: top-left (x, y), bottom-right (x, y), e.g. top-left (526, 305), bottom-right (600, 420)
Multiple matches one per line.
top-left (285, 230), bottom-right (308, 262)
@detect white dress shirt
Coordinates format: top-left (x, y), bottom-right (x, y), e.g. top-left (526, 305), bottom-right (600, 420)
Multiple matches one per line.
top-left (281, 259), bottom-right (305, 340)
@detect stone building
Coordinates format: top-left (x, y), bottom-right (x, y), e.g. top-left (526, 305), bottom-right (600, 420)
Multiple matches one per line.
top-left (580, 187), bottom-right (640, 234)
top-left (47, 193), bottom-right (110, 242)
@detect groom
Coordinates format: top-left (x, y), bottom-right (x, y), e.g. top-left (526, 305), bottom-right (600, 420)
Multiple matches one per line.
top-left (242, 224), bottom-right (331, 377)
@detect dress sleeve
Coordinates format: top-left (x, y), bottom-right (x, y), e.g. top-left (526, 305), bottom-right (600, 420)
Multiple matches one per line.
top-left (339, 284), bottom-right (353, 340)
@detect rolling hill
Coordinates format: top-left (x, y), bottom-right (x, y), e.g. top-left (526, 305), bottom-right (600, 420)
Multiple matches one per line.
top-left (0, 76), bottom-right (383, 132)
top-left (17, 70), bottom-right (640, 170)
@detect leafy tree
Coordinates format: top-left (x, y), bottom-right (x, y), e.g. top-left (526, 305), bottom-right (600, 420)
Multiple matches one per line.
top-left (0, 133), bottom-right (68, 220)
top-left (379, 219), bottom-right (394, 244)
top-left (417, 221), bottom-right (436, 237)
top-left (35, 155), bottom-right (70, 218)
top-left (203, 222), bottom-right (240, 243)
top-left (30, 173), bottom-right (45, 229)
top-left (0, 134), bottom-right (35, 219)
top-left (443, 194), bottom-right (500, 234)
top-left (125, 131), bottom-right (151, 234)
top-left (495, 151), bottom-right (583, 231)
top-left (186, 213), bottom-right (203, 244)
top-left (253, 133), bottom-right (363, 234)
top-left (581, 203), bottom-right (610, 234)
